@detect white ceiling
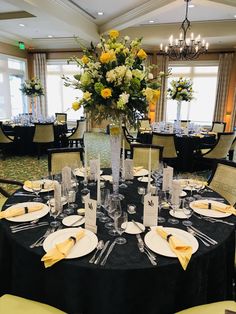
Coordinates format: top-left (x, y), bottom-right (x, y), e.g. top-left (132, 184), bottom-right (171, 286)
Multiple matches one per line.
top-left (0, 0), bottom-right (235, 51)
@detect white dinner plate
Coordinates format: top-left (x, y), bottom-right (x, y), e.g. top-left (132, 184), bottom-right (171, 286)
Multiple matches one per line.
top-left (74, 168), bottom-right (103, 177)
top-left (133, 169), bottom-right (149, 177)
top-left (176, 179), bottom-right (205, 191)
top-left (100, 175), bottom-right (113, 183)
top-left (124, 221), bottom-right (145, 234)
top-left (190, 200), bottom-right (231, 218)
top-left (181, 191), bottom-right (187, 197)
top-left (6, 202), bottom-right (49, 222)
top-left (23, 180), bottom-right (54, 193)
top-left (144, 227), bottom-right (199, 258)
top-left (47, 196), bottom-right (68, 206)
top-left (43, 227), bottom-right (98, 259)
top-left (169, 209), bottom-right (188, 219)
top-left (137, 176), bottom-right (153, 183)
top-left (62, 215), bottom-right (85, 227)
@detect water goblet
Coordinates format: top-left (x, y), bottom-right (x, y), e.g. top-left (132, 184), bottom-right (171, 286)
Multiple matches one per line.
top-left (182, 201), bottom-right (193, 227)
top-left (137, 186), bottom-right (146, 204)
top-left (114, 211), bottom-right (128, 244)
top-left (64, 186), bottom-right (77, 215)
top-left (168, 194), bottom-right (180, 225)
top-left (107, 196), bottom-right (122, 236)
top-left (157, 190), bottom-right (166, 224)
top-left (99, 188), bottom-right (111, 223)
top-left (32, 180), bottom-right (43, 202)
top-left (48, 196), bottom-right (61, 228)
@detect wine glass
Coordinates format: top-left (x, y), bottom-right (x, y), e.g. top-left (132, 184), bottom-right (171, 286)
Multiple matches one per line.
top-left (107, 196), bottom-right (122, 236)
top-left (99, 188), bottom-right (111, 223)
top-left (114, 211), bottom-right (128, 244)
top-left (137, 186), bottom-right (146, 204)
top-left (32, 180), bottom-right (43, 202)
top-left (182, 200), bottom-right (193, 226)
top-left (168, 193), bottom-right (180, 225)
top-left (48, 196), bottom-right (62, 228)
top-left (157, 190), bottom-right (166, 224)
top-left (64, 186), bottom-right (77, 215)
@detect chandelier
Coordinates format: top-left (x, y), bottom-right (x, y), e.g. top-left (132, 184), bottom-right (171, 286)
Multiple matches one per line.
top-left (160, 0), bottom-right (209, 60)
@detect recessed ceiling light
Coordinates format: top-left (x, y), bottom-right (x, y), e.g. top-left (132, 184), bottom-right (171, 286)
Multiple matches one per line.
top-left (97, 11), bottom-right (104, 16)
top-left (188, 4), bottom-right (195, 8)
top-left (149, 20), bottom-right (154, 23)
top-left (48, 35), bottom-right (53, 38)
top-left (19, 23), bottom-right (25, 27)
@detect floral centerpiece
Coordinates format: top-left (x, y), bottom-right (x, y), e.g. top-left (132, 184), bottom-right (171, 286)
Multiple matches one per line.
top-left (63, 29), bottom-right (163, 197)
top-left (168, 77), bottom-right (193, 102)
top-left (20, 77), bottom-right (44, 96)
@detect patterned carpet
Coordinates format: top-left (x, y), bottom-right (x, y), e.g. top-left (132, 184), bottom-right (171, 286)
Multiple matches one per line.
top-left (0, 132), bottom-right (111, 194)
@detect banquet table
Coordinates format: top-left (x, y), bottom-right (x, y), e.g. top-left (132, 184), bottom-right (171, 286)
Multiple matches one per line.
top-left (0, 172), bottom-right (235, 314)
top-left (2, 123), bottom-right (68, 155)
top-left (137, 131), bottom-right (216, 172)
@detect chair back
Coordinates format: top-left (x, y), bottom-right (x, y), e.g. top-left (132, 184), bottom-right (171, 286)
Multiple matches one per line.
top-left (208, 160), bottom-right (236, 205)
top-left (211, 121), bottom-right (226, 133)
top-left (33, 123), bottom-right (54, 143)
top-left (48, 147), bottom-right (84, 175)
top-left (55, 113), bottom-right (67, 124)
top-left (203, 132), bottom-right (235, 159)
top-left (68, 120), bottom-right (86, 140)
top-left (0, 125), bottom-right (13, 144)
top-left (138, 118), bottom-right (151, 130)
top-left (152, 133), bottom-right (177, 158)
top-left (122, 126), bottom-right (133, 150)
top-left (131, 143), bottom-right (163, 170)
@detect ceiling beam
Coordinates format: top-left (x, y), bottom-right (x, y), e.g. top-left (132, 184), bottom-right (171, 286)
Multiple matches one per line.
top-left (99, 0), bottom-right (176, 34)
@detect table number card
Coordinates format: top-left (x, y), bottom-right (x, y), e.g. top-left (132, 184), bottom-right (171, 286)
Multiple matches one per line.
top-left (162, 166), bottom-right (173, 191)
top-left (124, 159), bottom-right (134, 180)
top-left (143, 193), bottom-right (158, 226)
top-left (85, 197), bottom-right (97, 234)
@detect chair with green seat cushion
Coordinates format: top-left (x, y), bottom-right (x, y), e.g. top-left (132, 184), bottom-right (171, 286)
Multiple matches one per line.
top-left (0, 123), bottom-right (14, 159)
top-left (175, 300), bottom-right (236, 314)
top-left (33, 123), bottom-right (55, 160)
top-left (0, 294), bottom-right (66, 313)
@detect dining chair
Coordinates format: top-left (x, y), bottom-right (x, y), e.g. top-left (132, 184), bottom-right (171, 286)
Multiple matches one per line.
top-left (152, 132), bottom-right (178, 167)
top-left (211, 121), bottom-right (226, 133)
top-left (33, 123), bottom-right (55, 160)
top-left (122, 125), bottom-right (140, 158)
top-left (175, 300), bottom-right (236, 314)
top-left (0, 294), bottom-right (66, 313)
top-left (0, 122), bottom-right (15, 159)
top-left (67, 119), bottom-right (86, 147)
top-left (55, 112), bottom-right (67, 124)
top-left (48, 147), bottom-right (84, 175)
top-left (138, 118), bottom-right (151, 130)
top-left (228, 137), bottom-right (236, 161)
top-left (0, 178), bottom-right (23, 210)
top-left (194, 132), bottom-right (235, 170)
top-left (207, 160), bottom-right (236, 206)
top-left (131, 143), bottom-right (163, 171)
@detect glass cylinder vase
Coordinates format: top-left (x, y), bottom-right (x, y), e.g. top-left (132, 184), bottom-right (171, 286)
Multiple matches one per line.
top-left (176, 100), bottom-right (182, 130)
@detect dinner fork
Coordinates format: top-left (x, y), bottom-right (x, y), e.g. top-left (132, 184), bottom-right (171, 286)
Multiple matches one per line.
top-left (30, 227), bottom-right (52, 248)
top-left (137, 242), bottom-right (157, 266)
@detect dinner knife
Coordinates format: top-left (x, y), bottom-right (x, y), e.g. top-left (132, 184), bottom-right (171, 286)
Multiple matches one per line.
top-left (94, 240), bottom-right (110, 264)
top-left (11, 222), bottom-right (49, 233)
top-left (136, 234), bottom-right (157, 261)
top-left (100, 240), bottom-right (116, 266)
top-left (131, 220), bottom-right (145, 233)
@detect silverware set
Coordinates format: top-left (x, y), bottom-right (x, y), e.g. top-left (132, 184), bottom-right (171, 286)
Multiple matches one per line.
top-left (193, 213), bottom-right (234, 226)
top-left (136, 234), bottom-right (157, 266)
top-left (10, 221), bottom-right (49, 233)
top-left (90, 239), bottom-right (117, 266)
top-left (187, 225), bottom-right (218, 246)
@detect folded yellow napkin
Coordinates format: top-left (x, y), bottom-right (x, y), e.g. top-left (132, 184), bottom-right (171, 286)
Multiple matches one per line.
top-left (24, 180), bottom-right (53, 190)
top-left (133, 166), bottom-right (144, 173)
top-left (0, 204), bottom-right (43, 219)
top-left (41, 230), bottom-right (85, 268)
top-left (193, 201), bottom-right (236, 215)
top-left (156, 227), bottom-right (193, 270)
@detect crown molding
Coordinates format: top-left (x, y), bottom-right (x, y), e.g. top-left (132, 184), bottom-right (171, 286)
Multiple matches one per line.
top-left (208, 0), bottom-right (236, 7)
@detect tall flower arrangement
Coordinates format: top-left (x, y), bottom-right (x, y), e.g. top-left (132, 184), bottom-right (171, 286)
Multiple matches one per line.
top-left (20, 77), bottom-right (44, 96)
top-left (63, 29), bottom-right (163, 125)
top-left (168, 77), bottom-right (193, 102)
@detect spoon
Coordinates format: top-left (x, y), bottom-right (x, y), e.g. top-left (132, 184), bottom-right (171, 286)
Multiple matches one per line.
top-left (10, 218), bottom-right (40, 230)
top-left (89, 240), bottom-right (104, 263)
top-left (187, 228), bottom-right (210, 247)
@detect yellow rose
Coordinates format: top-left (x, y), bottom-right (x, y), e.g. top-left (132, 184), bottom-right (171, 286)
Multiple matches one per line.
top-left (81, 55), bottom-right (89, 64)
top-left (137, 49), bottom-right (147, 60)
top-left (109, 30), bottom-right (119, 39)
top-left (101, 88), bottom-right (112, 99)
top-left (178, 87), bottom-right (182, 91)
top-left (72, 101), bottom-right (81, 111)
top-left (100, 52), bottom-right (111, 64)
top-left (83, 91), bottom-right (92, 101)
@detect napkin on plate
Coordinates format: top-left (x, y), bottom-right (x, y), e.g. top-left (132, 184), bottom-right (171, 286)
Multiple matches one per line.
top-left (156, 226), bottom-right (193, 270)
top-left (133, 166), bottom-right (144, 173)
top-left (0, 204), bottom-right (44, 219)
top-left (24, 180), bottom-right (53, 190)
top-left (41, 229), bottom-right (85, 268)
top-left (193, 201), bottom-right (236, 215)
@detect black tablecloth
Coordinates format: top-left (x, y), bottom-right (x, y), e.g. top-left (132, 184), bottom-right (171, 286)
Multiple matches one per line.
top-left (3, 124), bottom-right (68, 155)
top-left (137, 132), bottom-right (216, 172)
top-left (0, 173), bottom-right (235, 314)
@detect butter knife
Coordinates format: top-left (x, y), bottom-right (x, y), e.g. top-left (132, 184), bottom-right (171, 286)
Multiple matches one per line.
top-left (11, 222), bottom-right (49, 233)
top-left (132, 220), bottom-right (145, 233)
top-left (94, 240), bottom-right (110, 264)
top-left (100, 240), bottom-right (116, 266)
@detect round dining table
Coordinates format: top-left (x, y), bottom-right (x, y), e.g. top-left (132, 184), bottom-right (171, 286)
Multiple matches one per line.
top-left (0, 172), bottom-right (235, 314)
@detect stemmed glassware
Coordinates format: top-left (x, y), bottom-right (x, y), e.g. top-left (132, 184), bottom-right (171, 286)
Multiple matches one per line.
top-left (48, 196), bottom-right (62, 228)
top-left (106, 196), bottom-right (122, 236)
top-left (99, 188), bottom-right (112, 223)
top-left (32, 180), bottom-right (43, 202)
top-left (137, 186), bottom-right (146, 204)
top-left (64, 185), bottom-right (78, 215)
top-left (157, 190), bottom-right (166, 224)
top-left (168, 192), bottom-right (180, 225)
top-left (182, 200), bottom-right (193, 226)
top-left (114, 211), bottom-right (128, 244)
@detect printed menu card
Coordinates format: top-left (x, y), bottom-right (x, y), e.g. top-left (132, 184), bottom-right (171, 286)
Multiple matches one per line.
top-left (85, 197), bottom-right (97, 234)
top-left (143, 193), bottom-right (158, 226)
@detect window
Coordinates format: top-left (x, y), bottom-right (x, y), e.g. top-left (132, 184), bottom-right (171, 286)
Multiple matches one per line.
top-left (0, 54), bottom-right (27, 119)
top-left (46, 60), bottom-right (84, 121)
top-left (166, 61), bottom-right (219, 125)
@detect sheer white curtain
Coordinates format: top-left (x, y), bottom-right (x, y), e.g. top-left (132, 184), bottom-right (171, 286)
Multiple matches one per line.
top-left (33, 53), bottom-right (47, 117)
top-left (156, 55), bottom-right (169, 122)
top-left (230, 88), bottom-right (236, 131)
top-left (213, 53), bottom-right (234, 122)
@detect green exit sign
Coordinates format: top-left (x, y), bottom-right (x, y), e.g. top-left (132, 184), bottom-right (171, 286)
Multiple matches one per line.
top-left (18, 41), bottom-right (25, 50)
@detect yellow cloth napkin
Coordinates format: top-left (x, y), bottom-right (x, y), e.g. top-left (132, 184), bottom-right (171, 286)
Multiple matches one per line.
top-left (0, 204), bottom-right (43, 219)
top-left (24, 180), bottom-right (53, 190)
top-left (156, 227), bottom-right (193, 270)
top-left (133, 166), bottom-right (144, 173)
top-left (193, 201), bottom-right (236, 215)
top-left (41, 230), bottom-right (85, 268)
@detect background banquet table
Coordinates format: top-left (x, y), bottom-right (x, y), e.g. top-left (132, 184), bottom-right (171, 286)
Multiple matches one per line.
top-left (2, 124), bottom-right (68, 155)
top-left (137, 132), bottom-right (216, 172)
top-left (0, 172), bottom-right (235, 314)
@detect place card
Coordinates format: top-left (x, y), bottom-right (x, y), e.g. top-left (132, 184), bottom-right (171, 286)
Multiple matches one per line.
top-left (162, 166), bottom-right (173, 191)
top-left (143, 193), bottom-right (158, 227)
top-left (124, 159), bottom-right (134, 180)
top-left (85, 197), bottom-right (97, 234)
